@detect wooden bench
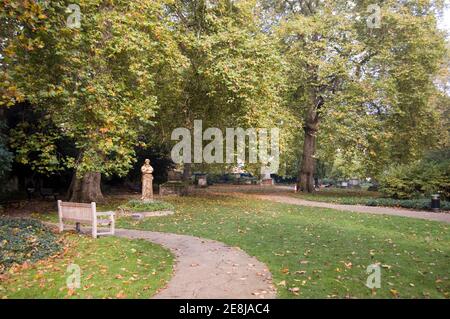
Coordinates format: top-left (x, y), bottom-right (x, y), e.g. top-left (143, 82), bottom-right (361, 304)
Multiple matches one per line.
top-left (57, 200), bottom-right (115, 238)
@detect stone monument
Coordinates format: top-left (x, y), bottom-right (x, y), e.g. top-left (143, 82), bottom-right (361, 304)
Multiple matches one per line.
top-left (141, 159), bottom-right (154, 201)
top-left (160, 167), bottom-right (193, 196)
top-left (260, 165), bottom-right (274, 186)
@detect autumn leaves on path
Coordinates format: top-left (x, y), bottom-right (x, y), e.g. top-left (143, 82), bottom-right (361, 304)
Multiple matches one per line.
top-left (113, 229), bottom-right (276, 299)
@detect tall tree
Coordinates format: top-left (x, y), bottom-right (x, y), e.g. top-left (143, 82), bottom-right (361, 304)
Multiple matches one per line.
top-left (153, 0), bottom-right (288, 178)
top-left (1, 0), bottom-right (182, 201)
top-left (268, 0), bottom-right (447, 191)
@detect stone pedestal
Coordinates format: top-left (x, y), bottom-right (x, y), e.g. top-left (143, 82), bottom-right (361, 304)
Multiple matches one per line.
top-left (260, 166), bottom-right (274, 186)
top-left (197, 175), bottom-right (207, 188)
top-left (261, 178), bottom-right (274, 186)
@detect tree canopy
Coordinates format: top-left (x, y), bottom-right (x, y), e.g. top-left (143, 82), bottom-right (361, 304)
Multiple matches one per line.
top-left (1, 0), bottom-right (448, 198)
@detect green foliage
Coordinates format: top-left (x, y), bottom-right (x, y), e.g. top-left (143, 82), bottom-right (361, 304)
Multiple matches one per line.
top-left (152, 0), bottom-right (293, 174)
top-left (0, 143), bottom-right (12, 179)
top-left (292, 186), bottom-right (450, 210)
top-left (120, 200), bottom-right (174, 212)
top-left (379, 157), bottom-right (450, 200)
top-left (2, 0), bottom-right (182, 177)
top-left (0, 125), bottom-right (13, 182)
top-left (274, 0), bottom-right (447, 179)
top-left (0, 218), bottom-right (61, 273)
top-left (366, 198), bottom-right (450, 211)
top-left (1, 0), bottom-right (448, 186)
top-left (9, 118), bottom-right (66, 175)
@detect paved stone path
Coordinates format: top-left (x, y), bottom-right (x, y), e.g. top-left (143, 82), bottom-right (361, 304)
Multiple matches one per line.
top-left (255, 194), bottom-right (450, 223)
top-left (50, 224), bottom-right (276, 299)
top-left (115, 229), bottom-right (275, 299)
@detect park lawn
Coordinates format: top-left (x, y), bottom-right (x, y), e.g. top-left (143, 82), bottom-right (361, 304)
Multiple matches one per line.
top-left (291, 188), bottom-right (382, 205)
top-left (117, 194), bottom-right (449, 299)
top-left (0, 233), bottom-right (173, 299)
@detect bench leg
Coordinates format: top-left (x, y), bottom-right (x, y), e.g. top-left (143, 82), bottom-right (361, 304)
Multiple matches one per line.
top-left (75, 222), bottom-right (81, 233)
top-left (57, 200), bottom-right (63, 233)
top-left (92, 220), bottom-right (98, 238)
top-left (110, 215), bottom-right (115, 235)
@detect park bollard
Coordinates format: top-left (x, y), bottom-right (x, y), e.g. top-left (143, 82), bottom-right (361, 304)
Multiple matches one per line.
top-left (431, 194), bottom-right (440, 213)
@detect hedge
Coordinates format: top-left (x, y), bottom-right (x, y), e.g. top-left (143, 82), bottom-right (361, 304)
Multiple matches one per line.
top-left (379, 155), bottom-right (450, 200)
top-left (365, 198), bottom-right (450, 211)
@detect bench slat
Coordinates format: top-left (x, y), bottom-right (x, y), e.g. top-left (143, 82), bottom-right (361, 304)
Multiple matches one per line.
top-left (60, 202), bottom-right (92, 208)
top-left (62, 217), bottom-right (92, 223)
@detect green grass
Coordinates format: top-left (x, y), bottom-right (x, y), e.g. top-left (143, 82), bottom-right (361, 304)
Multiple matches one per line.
top-left (293, 188), bottom-right (382, 205)
top-left (0, 233), bottom-right (174, 299)
top-left (116, 194), bottom-right (449, 299)
top-left (119, 199), bottom-right (174, 212)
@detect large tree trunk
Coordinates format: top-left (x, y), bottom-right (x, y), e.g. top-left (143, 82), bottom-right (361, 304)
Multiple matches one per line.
top-left (298, 126), bottom-right (316, 193)
top-left (68, 171), bottom-right (104, 203)
top-left (297, 98), bottom-right (321, 193)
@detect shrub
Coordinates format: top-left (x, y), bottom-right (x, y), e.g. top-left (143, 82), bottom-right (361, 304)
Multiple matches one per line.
top-left (0, 218), bottom-right (61, 273)
top-left (379, 157), bottom-right (450, 200)
top-left (119, 200), bottom-right (174, 212)
top-left (365, 198), bottom-right (450, 211)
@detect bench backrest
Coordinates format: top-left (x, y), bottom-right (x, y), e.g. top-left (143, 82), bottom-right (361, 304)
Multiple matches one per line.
top-left (58, 200), bottom-right (96, 223)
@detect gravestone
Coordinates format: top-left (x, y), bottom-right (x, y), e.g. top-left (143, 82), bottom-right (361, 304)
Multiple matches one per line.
top-left (160, 168), bottom-right (193, 196)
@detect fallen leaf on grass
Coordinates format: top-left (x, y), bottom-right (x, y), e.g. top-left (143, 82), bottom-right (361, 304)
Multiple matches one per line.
top-left (390, 289), bottom-right (399, 298)
top-left (67, 289), bottom-right (76, 297)
top-left (289, 287), bottom-right (300, 295)
top-left (116, 291), bottom-right (126, 299)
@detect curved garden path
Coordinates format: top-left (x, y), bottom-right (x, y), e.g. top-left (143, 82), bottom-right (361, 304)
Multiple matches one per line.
top-left (48, 223), bottom-right (276, 299)
top-left (205, 185), bottom-right (449, 223)
top-left (114, 229), bottom-right (276, 299)
top-left (255, 194), bottom-right (450, 224)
